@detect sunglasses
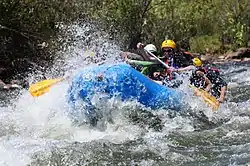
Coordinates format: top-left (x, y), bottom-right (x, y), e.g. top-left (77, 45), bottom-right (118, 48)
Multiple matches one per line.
top-left (162, 48), bottom-right (173, 53)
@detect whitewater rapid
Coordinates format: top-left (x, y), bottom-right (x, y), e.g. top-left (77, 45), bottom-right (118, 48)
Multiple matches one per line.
top-left (0, 23), bottom-right (250, 166)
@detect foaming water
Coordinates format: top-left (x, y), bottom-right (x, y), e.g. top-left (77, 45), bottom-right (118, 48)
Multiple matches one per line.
top-left (0, 23), bottom-right (133, 165)
top-left (0, 22), bottom-right (250, 165)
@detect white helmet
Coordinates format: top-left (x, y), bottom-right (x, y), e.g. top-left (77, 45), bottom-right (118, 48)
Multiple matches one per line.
top-left (144, 44), bottom-right (157, 53)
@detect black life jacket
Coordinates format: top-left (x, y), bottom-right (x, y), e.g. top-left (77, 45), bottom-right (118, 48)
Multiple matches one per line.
top-left (173, 51), bottom-right (194, 68)
top-left (190, 66), bottom-right (220, 88)
top-left (190, 71), bottom-right (207, 89)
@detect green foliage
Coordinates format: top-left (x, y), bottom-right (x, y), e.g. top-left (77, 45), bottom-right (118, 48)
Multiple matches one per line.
top-left (0, 0), bottom-right (250, 79)
top-left (90, 0), bottom-right (250, 52)
top-left (189, 35), bottom-right (222, 54)
top-left (0, 0), bottom-right (88, 79)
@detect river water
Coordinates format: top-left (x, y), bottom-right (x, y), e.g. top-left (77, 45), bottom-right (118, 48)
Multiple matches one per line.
top-left (0, 23), bottom-right (250, 166)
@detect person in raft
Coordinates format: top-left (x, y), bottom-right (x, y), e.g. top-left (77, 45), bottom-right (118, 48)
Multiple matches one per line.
top-left (147, 39), bottom-right (194, 87)
top-left (160, 39), bottom-right (194, 68)
top-left (172, 56), bottom-right (227, 103)
top-left (120, 42), bottom-right (158, 61)
top-left (189, 67), bottom-right (228, 103)
top-left (121, 43), bottom-right (165, 74)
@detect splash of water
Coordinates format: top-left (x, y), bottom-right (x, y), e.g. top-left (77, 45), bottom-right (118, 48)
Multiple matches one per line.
top-left (0, 22), bottom-right (141, 166)
top-left (0, 21), bottom-right (250, 166)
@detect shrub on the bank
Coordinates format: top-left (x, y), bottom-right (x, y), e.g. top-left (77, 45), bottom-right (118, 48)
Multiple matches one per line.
top-left (190, 35), bottom-right (222, 54)
top-left (0, 0), bottom-right (250, 79)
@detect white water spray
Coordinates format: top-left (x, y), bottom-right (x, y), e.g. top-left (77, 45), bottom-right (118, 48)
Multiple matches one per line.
top-left (0, 22), bottom-right (250, 165)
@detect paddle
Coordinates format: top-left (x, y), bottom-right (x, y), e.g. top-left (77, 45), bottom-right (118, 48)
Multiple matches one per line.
top-left (128, 59), bottom-right (159, 66)
top-left (28, 78), bottom-right (66, 97)
top-left (189, 85), bottom-right (220, 111)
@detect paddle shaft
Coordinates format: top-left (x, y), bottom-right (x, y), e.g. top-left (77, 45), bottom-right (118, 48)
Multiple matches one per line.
top-left (144, 49), bottom-right (170, 69)
top-left (144, 49), bottom-right (182, 78)
top-left (128, 59), bottom-right (159, 66)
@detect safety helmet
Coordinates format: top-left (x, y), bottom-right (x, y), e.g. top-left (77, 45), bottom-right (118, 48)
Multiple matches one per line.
top-left (193, 58), bottom-right (202, 67)
top-left (144, 44), bottom-right (157, 53)
top-left (161, 40), bottom-right (176, 49)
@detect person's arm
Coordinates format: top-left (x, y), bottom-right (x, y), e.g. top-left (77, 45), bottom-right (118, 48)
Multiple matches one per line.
top-left (136, 42), bottom-right (144, 49)
top-left (204, 77), bottom-right (212, 92)
top-left (120, 52), bottom-right (129, 61)
top-left (138, 49), bottom-right (151, 61)
top-left (175, 65), bottom-right (196, 72)
top-left (120, 51), bottom-right (145, 61)
top-left (217, 86), bottom-right (227, 103)
top-left (136, 42), bottom-right (151, 61)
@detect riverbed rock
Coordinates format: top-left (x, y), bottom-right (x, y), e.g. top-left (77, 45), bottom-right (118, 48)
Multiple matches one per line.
top-left (200, 54), bottom-right (215, 64)
top-left (225, 48), bottom-right (250, 60)
top-left (218, 55), bottom-right (225, 59)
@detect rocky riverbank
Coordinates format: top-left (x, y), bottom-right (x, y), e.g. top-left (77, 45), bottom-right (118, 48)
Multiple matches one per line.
top-left (200, 47), bottom-right (250, 64)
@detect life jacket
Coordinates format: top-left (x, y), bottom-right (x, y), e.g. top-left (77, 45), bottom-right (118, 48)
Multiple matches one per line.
top-left (161, 50), bottom-right (193, 80)
top-left (191, 66), bottom-right (218, 84)
top-left (206, 67), bottom-right (220, 75)
top-left (190, 71), bottom-right (207, 89)
top-left (184, 51), bottom-right (194, 59)
top-left (171, 51), bottom-right (193, 68)
top-left (194, 66), bottom-right (224, 88)
top-left (201, 67), bottom-right (221, 82)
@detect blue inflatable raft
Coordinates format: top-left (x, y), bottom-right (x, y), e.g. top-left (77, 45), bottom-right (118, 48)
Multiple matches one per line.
top-left (67, 63), bottom-right (183, 123)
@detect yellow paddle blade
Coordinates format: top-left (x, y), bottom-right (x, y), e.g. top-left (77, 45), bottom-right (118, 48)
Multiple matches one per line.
top-left (28, 78), bottom-right (64, 97)
top-left (194, 88), bottom-right (220, 111)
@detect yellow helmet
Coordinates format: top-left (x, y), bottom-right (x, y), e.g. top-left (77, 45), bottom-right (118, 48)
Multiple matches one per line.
top-left (193, 58), bottom-right (202, 67)
top-left (161, 40), bottom-right (176, 49)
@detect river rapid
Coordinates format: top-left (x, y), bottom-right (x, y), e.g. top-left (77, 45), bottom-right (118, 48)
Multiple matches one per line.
top-left (0, 23), bottom-right (250, 166)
